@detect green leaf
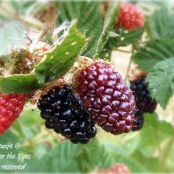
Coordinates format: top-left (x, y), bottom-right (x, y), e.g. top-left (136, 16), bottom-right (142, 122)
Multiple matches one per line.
top-left (131, 113), bottom-right (174, 172)
top-left (139, 1), bottom-right (171, 16)
top-left (57, 1), bottom-right (119, 58)
top-left (24, 138), bottom-right (113, 173)
top-left (103, 134), bottom-right (140, 158)
top-left (133, 39), bottom-right (174, 72)
top-left (107, 27), bottom-right (144, 49)
top-left (147, 58), bottom-right (174, 108)
top-left (35, 22), bottom-right (86, 83)
top-left (9, 120), bottom-right (26, 140)
top-left (112, 155), bottom-right (147, 173)
top-left (0, 73), bottom-right (41, 94)
top-left (0, 21), bottom-right (28, 56)
top-left (18, 105), bottom-right (42, 139)
top-left (147, 8), bottom-right (174, 40)
top-left (24, 141), bottom-right (79, 173)
top-left (101, 134), bottom-right (146, 172)
top-left (10, 1), bottom-right (37, 14)
top-left (94, 1), bottom-right (119, 57)
top-left (76, 138), bottom-right (112, 172)
top-left (139, 113), bottom-right (174, 155)
top-left (57, 1), bottom-right (103, 58)
top-left (132, 151), bottom-right (159, 172)
top-left (0, 130), bottom-right (19, 144)
top-left (20, 106), bottom-right (41, 128)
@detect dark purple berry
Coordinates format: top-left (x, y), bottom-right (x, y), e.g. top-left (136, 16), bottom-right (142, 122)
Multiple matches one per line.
top-left (74, 61), bottom-right (136, 135)
top-left (37, 85), bottom-right (97, 144)
top-left (130, 77), bottom-right (157, 113)
top-left (132, 110), bottom-right (144, 131)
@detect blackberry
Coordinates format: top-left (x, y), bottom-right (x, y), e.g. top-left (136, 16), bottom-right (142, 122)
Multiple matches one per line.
top-left (130, 77), bottom-right (157, 113)
top-left (74, 61), bottom-right (136, 135)
top-left (37, 85), bottom-right (97, 144)
top-left (132, 110), bottom-right (144, 131)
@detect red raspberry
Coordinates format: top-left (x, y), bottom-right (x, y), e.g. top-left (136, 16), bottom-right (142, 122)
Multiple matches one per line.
top-left (107, 163), bottom-right (131, 174)
top-left (116, 3), bottom-right (144, 30)
top-left (74, 61), bottom-right (136, 135)
top-left (0, 93), bottom-right (27, 134)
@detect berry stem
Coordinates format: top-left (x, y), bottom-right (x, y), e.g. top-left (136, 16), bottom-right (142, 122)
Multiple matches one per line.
top-left (124, 46), bottom-right (134, 82)
top-left (49, 1), bottom-right (56, 32)
top-left (117, 49), bottom-right (132, 53)
top-left (124, 34), bottom-right (144, 82)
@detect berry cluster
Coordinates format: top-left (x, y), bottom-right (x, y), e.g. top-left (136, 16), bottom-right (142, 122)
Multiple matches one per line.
top-left (37, 85), bottom-right (97, 144)
top-left (0, 93), bottom-right (27, 134)
top-left (36, 61), bottom-right (137, 143)
top-left (116, 3), bottom-right (144, 30)
top-left (130, 77), bottom-right (157, 131)
top-left (75, 61), bottom-right (136, 135)
top-left (0, 60), bottom-right (138, 143)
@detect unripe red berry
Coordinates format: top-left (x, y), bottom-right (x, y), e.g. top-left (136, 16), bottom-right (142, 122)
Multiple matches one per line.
top-left (0, 93), bottom-right (27, 134)
top-left (107, 163), bottom-right (131, 174)
top-left (116, 3), bottom-right (144, 30)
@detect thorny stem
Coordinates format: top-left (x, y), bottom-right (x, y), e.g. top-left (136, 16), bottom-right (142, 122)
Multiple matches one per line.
top-left (124, 38), bottom-right (143, 82)
top-left (37, 1), bottom-right (56, 42)
top-left (38, 26), bottom-right (50, 41)
top-left (49, 1), bottom-right (56, 32)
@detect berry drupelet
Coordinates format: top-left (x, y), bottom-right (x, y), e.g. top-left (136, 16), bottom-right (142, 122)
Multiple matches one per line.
top-left (74, 61), bottom-right (136, 135)
top-left (130, 77), bottom-right (157, 113)
top-left (116, 3), bottom-right (144, 30)
top-left (0, 93), bottom-right (27, 134)
top-left (37, 85), bottom-right (97, 144)
top-left (132, 110), bottom-right (144, 131)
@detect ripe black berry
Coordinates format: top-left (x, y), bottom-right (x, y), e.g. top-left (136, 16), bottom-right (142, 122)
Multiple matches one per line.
top-left (37, 85), bottom-right (97, 144)
top-left (130, 77), bottom-right (157, 113)
top-left (132, 110), bottom-right (144, 131)
top-left (74, 61), bottom-right (136, 135)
